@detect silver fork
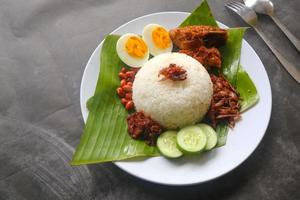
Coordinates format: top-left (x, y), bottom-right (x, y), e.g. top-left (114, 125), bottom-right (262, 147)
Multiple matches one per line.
top-left (225, 1), bottom-right (300, 84)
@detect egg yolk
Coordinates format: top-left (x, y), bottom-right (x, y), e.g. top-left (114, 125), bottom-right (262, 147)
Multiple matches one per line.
top-left (152, 27), bottom-right (171, 49)
top-left (125, 36), bottom-right (148, 58)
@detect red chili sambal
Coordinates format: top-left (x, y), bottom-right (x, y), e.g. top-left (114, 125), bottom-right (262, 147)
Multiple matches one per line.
top-left (127, 111), bottom-right (162, 146)
top-left (159, 63), bottom-right (187, 81)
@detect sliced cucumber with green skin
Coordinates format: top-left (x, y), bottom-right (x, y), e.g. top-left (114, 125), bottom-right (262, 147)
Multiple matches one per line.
top-left (197, 123), bottom-right (218, 151)
top-left (157, 131), bottom-right (183, 158)
top-left (177, 126), bottom-right (207, 153)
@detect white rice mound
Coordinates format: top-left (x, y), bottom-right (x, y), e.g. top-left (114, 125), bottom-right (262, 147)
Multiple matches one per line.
top-left (132, 52), bottom-right (213, 129)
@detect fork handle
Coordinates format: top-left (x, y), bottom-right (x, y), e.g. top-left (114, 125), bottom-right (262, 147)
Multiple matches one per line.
top-left (270, 15), bottom-right (300, 52)
top-left (253, 26), bottom-right (300, 84)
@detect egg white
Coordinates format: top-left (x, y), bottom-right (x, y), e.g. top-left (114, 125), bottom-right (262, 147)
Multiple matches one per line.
top-left (116, 33), bottom-right (149, 68)
top-left (142, 24), bottom-right (173, 56)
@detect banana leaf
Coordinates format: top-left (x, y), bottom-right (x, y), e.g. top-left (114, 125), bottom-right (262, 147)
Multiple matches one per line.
top-left (180, 0), bottom-right (217, 27)
top-left (237, 67), bottom-right (259, 111)
top-left (72, 0), bottom-right (258, 164)
top-left (220, 28), bottom-right (246, 85)
top-left (71, 35), bottom-right (159, 165)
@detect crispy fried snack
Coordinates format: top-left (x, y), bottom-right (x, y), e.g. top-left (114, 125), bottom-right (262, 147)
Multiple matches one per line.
top-left (169, 25), bottom-right (228, 49)
top-left (159, 63), bottom-right (187, 81)
top-left (208, 74), bottom-right (240, 128)
top-left (180, 46), bottom-right (221, 70)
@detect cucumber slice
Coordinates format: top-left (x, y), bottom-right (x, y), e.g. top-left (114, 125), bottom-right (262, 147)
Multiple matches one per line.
top-left (197, 123), bottom-right (218, 151)
top-left (177, 126), bottom-right (207, 153)
top-left (157, 131), bottom-right (183, 158)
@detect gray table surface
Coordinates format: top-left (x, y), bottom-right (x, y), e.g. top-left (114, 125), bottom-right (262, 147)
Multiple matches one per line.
top-left (0, 0), bottom-right (299, 199)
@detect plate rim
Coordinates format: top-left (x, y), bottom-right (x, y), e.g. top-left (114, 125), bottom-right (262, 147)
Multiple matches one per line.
top-left (80, 11), bottom-right (272, 185)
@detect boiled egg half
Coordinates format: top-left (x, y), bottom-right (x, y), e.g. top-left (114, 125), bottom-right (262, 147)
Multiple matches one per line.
top-left (142, 24), bottom-right (173, 56)
top-left (116, 33), bottom-right (149, 68)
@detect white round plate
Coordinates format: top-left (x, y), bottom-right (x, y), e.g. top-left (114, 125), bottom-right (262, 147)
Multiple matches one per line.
top-left (80, 12), bottom-right (272, 185)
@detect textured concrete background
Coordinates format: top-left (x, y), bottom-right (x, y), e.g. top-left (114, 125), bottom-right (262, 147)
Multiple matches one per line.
top-left (0, 0), bottom-right (299, 199)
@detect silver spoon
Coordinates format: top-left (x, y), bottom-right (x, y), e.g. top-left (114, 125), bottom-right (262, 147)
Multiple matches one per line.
top-left (243, 0), bottom-right (300, 52)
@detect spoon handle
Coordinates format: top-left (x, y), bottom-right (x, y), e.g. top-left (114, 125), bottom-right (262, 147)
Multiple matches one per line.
top-left (270, 15), bottom-right (300, 52)
top-left (253, 25), bottom-right (300, 84)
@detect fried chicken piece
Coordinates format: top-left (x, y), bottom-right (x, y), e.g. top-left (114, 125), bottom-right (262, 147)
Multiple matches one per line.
top-left (180, 46), bottom-right (221, 70)
top-left (169, 25), bottom-right (228, 49)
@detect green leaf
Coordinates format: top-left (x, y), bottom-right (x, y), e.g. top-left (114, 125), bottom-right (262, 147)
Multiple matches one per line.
top-left (237, 66), bottom-right (259, 112)
top-left (180, 0), bottom-right (218, 27)
top-left (71, 35), bottom-right (159, 165)
top-left (220, 28), bottom-right (246, 85)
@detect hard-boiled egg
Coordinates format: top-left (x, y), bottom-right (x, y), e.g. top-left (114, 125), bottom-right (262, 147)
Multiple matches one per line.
top-left (116, 33), bottom-right (149, 68)
top-left (142, 24), bottom-right (173, 56)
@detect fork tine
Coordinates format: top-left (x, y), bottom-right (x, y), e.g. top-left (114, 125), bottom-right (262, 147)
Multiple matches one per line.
top-left (226, 1), bottom-right (258, 27)
top-left (229, 3), bottom-right (240, 11)
top-left (231, 1), bottom-right (246, 9)
top-left (225, 3), bottom-right (237, 11)
top-left (226, 3), bottom-right (240, 12)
